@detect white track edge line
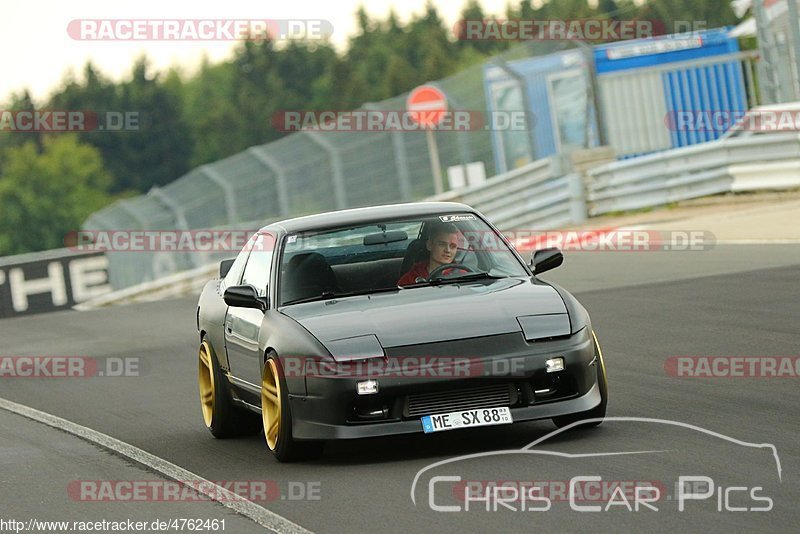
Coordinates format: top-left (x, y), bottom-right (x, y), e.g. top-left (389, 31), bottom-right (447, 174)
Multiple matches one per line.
top-left (0, 396), bottom-right (313, 534)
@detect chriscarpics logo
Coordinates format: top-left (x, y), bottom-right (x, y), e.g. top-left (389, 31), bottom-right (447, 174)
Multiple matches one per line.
top-left (410, 418), bottom-right (785, 528)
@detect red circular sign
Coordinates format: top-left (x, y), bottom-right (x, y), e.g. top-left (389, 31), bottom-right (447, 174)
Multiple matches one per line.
top-left (406, 85), bottom-right (448, 128)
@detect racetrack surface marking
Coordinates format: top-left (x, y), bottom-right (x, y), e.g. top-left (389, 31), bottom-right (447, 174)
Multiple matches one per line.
top-left (0, 396), bottom-right (313, 534)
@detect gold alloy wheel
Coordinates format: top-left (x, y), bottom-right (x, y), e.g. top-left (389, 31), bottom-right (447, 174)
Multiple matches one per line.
top-left (261, 359), bottom-right (282, 450)
top-left (198, 341), bottom-right (215, 428)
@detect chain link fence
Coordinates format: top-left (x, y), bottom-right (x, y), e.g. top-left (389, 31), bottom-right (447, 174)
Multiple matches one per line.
top-left (84, 42), bottom-right (581, 289)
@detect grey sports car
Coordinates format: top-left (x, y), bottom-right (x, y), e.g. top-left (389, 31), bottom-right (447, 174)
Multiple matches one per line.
top-left (196, 202), bottom-right (607, 461)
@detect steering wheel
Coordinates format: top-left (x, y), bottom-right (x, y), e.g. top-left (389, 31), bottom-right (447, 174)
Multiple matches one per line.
top-left (427, 262), bottom-right (476, 280)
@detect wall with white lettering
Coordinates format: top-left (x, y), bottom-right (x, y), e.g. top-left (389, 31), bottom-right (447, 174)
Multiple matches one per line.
top-left (0, 249), bottom-right (111, 318)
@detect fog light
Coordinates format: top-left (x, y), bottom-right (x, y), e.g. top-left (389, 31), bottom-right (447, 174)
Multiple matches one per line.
top-left (357, 379), bottom-right (379, 395)
top-left (546, 357), bottom-right (565, 373)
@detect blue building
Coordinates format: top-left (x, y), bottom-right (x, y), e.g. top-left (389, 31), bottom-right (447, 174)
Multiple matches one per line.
top-left (483, 48), bottom-right (599, 173)
top-left (484, 28), bottom-right (752, 168)
top-left (594, 27), bottom-right (749, 157)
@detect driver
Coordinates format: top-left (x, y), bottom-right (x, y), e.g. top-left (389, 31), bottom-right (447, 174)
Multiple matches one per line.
top-left (398, 221), bottom-right (461, 285)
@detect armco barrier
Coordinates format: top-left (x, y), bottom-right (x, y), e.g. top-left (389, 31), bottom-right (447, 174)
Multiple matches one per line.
top-left (91, 157), bottom-right (585, 294)
top-left (73, 158), bottom-right (588, 309)
top-left (0, 249), bottom-right (111, 318)
top-left (67, 132), bottom-right (800, 309)
top-left (93, 219), bottom-right (276, 291)
top-left (730, 160), bottom-right (800, 192)
top-left (73, 263), bottom-right (216, 311)
top-left (82, 42), bottom-right (574, 292)
top-left (430, 157), bottom-right (586, 230)
top-left (587, 133), bottom-right (800, 215)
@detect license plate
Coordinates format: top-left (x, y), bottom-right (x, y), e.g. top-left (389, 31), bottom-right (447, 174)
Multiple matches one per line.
top-left (421, 407), bottom-right (513, 434)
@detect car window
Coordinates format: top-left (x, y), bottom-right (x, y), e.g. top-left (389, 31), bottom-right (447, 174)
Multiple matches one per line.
top-left (279, 215), bottom-right (528, 305)
top-left (241, 233), bottom-right (275, 298)
top-left (222, 234), bottom-right (257, 288)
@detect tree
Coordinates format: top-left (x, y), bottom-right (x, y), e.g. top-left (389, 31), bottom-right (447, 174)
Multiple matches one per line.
top-left (639, 0), bottom-right (738, 33)
top-left (456, 0), bottom-right (509, 56)
top-left (47, 58), bottom-right (194, 193)
top-left (0, 90), bottom-right (43, 173)
top-left (116, 57), bottom-right (193, 191)
top-left (598, 0), bottom-right (620, 20)
top-left (181, 56), bottom-right (241, 167)
top-left (275, 41), bottom-right (338, 109)
top-left (229, 39), bottom-right (290, 148)
top-left (405, 3), bottom-right (459, 82)
top-left (48, 63), bottom-right (121, 186)
top-left (0, 135), bottom-right (112, 255)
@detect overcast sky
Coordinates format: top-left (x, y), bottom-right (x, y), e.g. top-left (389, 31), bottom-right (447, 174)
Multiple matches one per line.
top-left (2, 0), bottom-right (513, 103)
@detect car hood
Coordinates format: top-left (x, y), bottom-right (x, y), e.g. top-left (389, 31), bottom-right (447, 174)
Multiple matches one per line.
top-left (280, 278), bottom-right (568, 354)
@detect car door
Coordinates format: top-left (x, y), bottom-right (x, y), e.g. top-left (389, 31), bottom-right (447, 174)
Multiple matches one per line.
top-left (224, 232), bottom-right (275, 387)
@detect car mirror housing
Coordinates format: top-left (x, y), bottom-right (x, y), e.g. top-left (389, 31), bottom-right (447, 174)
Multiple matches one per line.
top-left (531, 247), bottom-right (563, 275)
top-left (224, 284), bottom-right (267, 311)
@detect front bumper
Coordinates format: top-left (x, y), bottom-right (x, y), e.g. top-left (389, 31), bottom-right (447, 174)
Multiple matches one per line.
top-left (290, 328), bottom-right (601, 440)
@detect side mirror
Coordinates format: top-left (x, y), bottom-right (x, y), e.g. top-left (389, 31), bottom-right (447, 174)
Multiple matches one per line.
top-left (530, 247), bottom-right (563, 275)
top-left (224, 285), bottom-right (267, 311)
top-left (219, 259), bottom-right (235, 278)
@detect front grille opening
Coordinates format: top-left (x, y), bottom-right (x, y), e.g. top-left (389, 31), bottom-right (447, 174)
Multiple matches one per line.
top-left (404, 383), bottom-right (517, 418)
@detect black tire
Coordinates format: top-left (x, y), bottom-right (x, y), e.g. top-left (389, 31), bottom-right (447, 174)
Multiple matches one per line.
top-left (262, 354), bottom-right (324, 462)
top-left (552, 330), bottom-right (608, 430)
top-left (198, 337), bottom-right (260, 438)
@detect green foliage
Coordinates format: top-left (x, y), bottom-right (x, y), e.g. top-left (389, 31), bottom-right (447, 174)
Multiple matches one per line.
top-left (181, 57), bottom-right (241, 167)
top-left (639, 0), bottom-right (738, 33)
top-left (19, 0), bottom-right (745, 193)
top-left (0, 0), bottom-right (746, 255)
top-left (117, 57), bottom-right (193, 191)
top-left (0, 90), bottom-right (42, 170)
top-left (48, 59), bottom-right (193, 193)
top-left (0, 135), bottom-right (113, 255)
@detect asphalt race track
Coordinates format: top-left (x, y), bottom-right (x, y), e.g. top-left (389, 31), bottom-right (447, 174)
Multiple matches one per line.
top-left (1, 245), bottom-right (799, 533)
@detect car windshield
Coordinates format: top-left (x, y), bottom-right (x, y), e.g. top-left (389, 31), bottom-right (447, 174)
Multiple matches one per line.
top-left (279, 214), bottom-right (528, 305)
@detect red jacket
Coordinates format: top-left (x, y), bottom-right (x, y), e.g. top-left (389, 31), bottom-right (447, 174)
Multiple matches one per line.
top-left (398, 261), bottom-right (430, 285)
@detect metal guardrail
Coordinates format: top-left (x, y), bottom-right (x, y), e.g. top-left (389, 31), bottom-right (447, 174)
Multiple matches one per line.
top-left (430, 157), bottom-right (587, 230)
top-left (587, 133), bottom-right (800, 215)
top-left (95, 132), bottom-right (800, 292)
top-left (82, 43), bottom-right (568, 292)
top-left (730, 160), bottom-right (800, 192)
top-left (63, 133), bottom-right (800, 310)
top-left (73, 263), bottom-right (217, 311)
top-left (62, 130), bottom-right (800, 310)
top-left (72, 158), bottom-right (588, 309)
